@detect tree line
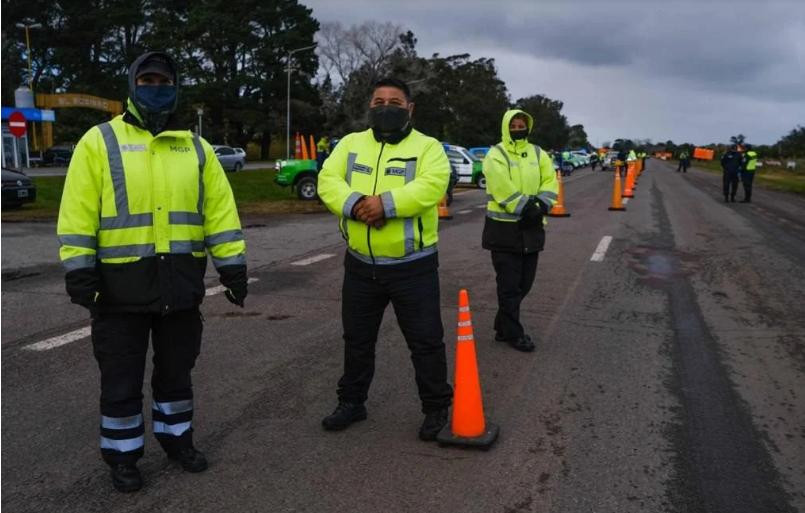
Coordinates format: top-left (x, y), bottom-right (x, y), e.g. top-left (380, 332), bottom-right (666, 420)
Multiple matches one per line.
top-left (2, 0), bottom-right (590, 158)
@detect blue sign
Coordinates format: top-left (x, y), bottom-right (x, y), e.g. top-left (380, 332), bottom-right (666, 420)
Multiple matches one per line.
top-left (1, 107), bottom-right (56, 122)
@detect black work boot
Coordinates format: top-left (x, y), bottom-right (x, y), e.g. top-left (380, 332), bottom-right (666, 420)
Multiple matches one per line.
top-left (110, 463), bottom-right (142, 493)
top-left (168, 447), bottom-right (208, 473)
top-left (419, 408), bottom-right (449, 441)
top-left (496, 334), bottom-right (536, 352)
top-left (322, 402), bottom-right (367, 431)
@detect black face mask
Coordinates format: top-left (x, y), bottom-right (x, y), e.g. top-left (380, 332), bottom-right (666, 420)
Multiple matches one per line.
top-left (370, 105), bottom-right (410, 137)
top-left (510, 129), bottom-right (529, 141)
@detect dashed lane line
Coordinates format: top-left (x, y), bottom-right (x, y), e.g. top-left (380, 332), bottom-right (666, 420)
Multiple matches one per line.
top-left (623, 198), bottom-right (630, 204)
top-left (290, 253), bottom-right (336, 266)
top-left (24, 278), bottom-right (261, 352)
top-left (457, 209), bottom-right (473, 215)
top-left (590, 236), bottom-right (613, 262)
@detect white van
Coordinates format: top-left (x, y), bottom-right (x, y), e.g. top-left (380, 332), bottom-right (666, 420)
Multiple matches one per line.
top-left (443, 143), bottom-right (477, 185)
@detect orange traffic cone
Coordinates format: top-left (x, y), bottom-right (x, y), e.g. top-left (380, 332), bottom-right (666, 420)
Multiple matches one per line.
top-left (608, 167), bottom-right (626, 211)
top-left (438, 195), bottom-right (452, 220)
top-left (294, 133), bottom-right (302, 159)
top-left (300, 134), bottom-right (310, 160)
top-left (437, 289), bottom-right (499, 449)
top-left (547, 171), bottom-right (571, 217)
top-left (309, 135), bottom-right (317, 161)
top-left (623, 162), bottom-right (636, 198)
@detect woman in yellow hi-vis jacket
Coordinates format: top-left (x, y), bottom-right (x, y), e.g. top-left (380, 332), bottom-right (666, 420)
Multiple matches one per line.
top-left (482, 109), bottom-right (558, 352)
top-left (57, 52), bottom-right (246, 492)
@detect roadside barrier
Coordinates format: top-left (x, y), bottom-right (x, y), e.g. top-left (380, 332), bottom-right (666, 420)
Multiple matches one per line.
top-left (548, 171), bottom-right (571, 217)
top-left (438, 195), bottom-right (452, 220)
top-left (437, 289), bottom-right (499, 449)
top-left (309, 135), bottom-right (317, 161)
top-left (623, 162), bottom-right (636, 198)
top-left (608, 167), bottom-right (626, 211)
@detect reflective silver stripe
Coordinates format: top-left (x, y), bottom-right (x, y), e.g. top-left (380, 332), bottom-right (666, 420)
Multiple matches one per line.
top-left (97, 243), bottom-right (156, 259)
top-left (404, 218), bottom-right (415, 255)
top-left (212, 254), bottom-right (246, 268)
top-left (494, 144), bottom-right (511, 168)
top-left (98, 123), bottom-right (128, 217)
top-left (340, 217), bottom-right (349, 241)
top-left (457, 335), bottom-right (474, 341)
top-left (381, 191), bottom-right (396, 218)
top-left (458, 306), bottom-right (470, 312)
top-left (486, 211), bottom-right (521, 221)
top-left (512, 194), bottom-right (529, 215)
top-left (59, 234), bottom-right (97, 249)
top-left (205, 229), bottom-right (243, 246)
top-left (63, 254), bottom-right (96, 271)
top-left (153, 421), bottom-right (192, 436)
top-left (499, 192), bottom-right (522, 207)
top-left (169, 212), bottom-right (204, 225)
top-left (170, 240), bottom-right (205, 253)
top-left (533, 144), bottom-right (542, 166)
top-left (347, 245), bottom-right (436, 265)
top-left (192, 135), bottom-right (205, 216)
top-left (102, 414), bottom-right (143, 430)
top-left (537, 191), bottom-right (558, 207)
top-left (100, 213), bottom-right (153, 229)
top-left (100, 435), bottom-right (144, 452)
top-left (404, 160), bottom-right (416, 183)
top-left (342, 191), bottom-right (363, 219)
top-left (345, 152), bottom-right (358, 185)
top-left (153, 399), bottom-right (193, 415)
top-left (458, 320), bottom-right (472, 327)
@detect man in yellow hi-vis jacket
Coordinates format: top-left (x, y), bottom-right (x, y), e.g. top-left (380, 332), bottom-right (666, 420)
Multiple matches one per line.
top-left (482, 109), bottom-right (558, 352)
top-left (57, 51), bottom-right (247, 492)
top-left (317, 78), bottom-right (453, 441)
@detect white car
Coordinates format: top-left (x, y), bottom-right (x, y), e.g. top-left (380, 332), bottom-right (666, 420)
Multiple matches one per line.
top-left (212, 145), bottom-right (246, 172)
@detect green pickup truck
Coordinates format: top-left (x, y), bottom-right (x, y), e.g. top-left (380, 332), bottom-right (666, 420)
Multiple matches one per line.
top-left (274, 159), bottom-right (319, 200)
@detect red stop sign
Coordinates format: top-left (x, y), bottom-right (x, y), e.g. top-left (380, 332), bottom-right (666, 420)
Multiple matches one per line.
top-left (9, 111), bottom-right (27, 138)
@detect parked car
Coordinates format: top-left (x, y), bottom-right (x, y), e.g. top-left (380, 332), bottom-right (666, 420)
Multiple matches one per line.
top-left (274, 159), bottom-right (319, 200)
top-left (42, 145), bottom-right (74, 166)
top-left (212, 145), bottom-right (246, 172)
top-left (2, 167), bottom-right (36, 208)
top-left (443, 143), bottom-right (486, 189)
top-left (570, 151), bottom-right (591, 166)
top-left (233, 147), bottom-right (247, 159)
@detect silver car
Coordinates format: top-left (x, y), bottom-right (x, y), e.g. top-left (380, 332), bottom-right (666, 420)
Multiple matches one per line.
top-left (212, 145), bottom-right (246, 172)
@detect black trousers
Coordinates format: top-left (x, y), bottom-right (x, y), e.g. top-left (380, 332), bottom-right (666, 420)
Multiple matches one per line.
top-left (91, 309), bottom-right (202, 465)
top-left (491, 251), bottom-right (540, 341)
top-left (723, 171), bottom-right (739, 199)
top-left (338, 267), bottom-right (452, 413)
top-left (741, 171), bottom-right (755, 200)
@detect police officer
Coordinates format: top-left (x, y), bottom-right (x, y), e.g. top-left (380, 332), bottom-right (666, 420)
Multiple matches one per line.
top-left (677, 150), bottom-right (690, 172)
top-left (561, 148), bottom-right (572, 176)
top-left (741, 144), bottom-right (758, 202)
top-left (57, 51), bottom-right (247, 492)
top-left (720, 145), bottom-right (743, 202)
top-left (317, 78), bottom-right (453, 441)
top-left (482, 110), bottom-right (559, 352)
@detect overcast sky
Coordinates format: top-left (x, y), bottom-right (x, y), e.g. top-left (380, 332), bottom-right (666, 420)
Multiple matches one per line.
top-left (304, 0), bottom-right (805, 146)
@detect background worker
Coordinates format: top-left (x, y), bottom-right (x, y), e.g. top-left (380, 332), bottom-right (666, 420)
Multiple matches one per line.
top-left (561, 148), bottom-right (572, 176)
top-left (720, 144), bottom-right (743, 202)
top-left (677, 150), bottom-right (690, 172)
top-left (316, 135), bottom-right (330, 170)
top-left (616, 148), bottom-right (628, 177)
top-left (741, 144), bottom-right (758, 202)
top-left (482, 109), bottom-right (558, 352)
top-left (57, 51), bottom-right (248, 493)
top-left (317, 77), bottom-right (453, 441)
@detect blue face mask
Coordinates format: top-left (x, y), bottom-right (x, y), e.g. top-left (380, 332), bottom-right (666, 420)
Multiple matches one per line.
top-left (134, 85), bottom-right (176, 113)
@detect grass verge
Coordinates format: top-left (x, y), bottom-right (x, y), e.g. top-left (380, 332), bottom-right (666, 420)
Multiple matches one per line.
top-left (1, 169), bottom-right (326, 222)
top-left (685, 159), bottom-right (805, 195)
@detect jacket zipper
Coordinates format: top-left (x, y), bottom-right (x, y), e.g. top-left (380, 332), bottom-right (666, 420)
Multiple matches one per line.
top-left (367, 142), bottom-right (385, 279)
top-left (418, 217), bottom-right (424, 250)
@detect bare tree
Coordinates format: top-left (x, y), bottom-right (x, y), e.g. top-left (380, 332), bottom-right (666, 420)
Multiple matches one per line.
top-left (316, 20), bottom-right (403, 85)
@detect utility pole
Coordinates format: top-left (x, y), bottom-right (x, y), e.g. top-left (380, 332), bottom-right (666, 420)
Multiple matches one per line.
top-left (286, 44), bottom-right (317, 160)
top-left (16, 20), bottom-right (42, 151)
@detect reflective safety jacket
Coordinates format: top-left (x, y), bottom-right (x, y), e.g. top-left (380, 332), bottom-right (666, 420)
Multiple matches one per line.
top-left (317, 127), bottom-right (449, 265)
top-left (744, 150), bottom-right (758, 172)
top-left (57, 110), bottom-right (246, 313)
top-left (627, 150), bottom-right (637, 161)
top-left (483, 109), bottom-right (558, 225)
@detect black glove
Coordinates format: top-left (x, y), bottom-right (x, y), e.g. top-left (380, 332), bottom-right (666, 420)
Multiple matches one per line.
top-left (219, 264), bottom-right (248, 308)
top-left (65, 268), bottom-right (101, 314)
top-left (519, 198), bottom-right (543, 228)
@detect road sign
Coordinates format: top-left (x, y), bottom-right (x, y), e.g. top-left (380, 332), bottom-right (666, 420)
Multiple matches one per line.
top-left (9, 111), bottom-right (27, 138)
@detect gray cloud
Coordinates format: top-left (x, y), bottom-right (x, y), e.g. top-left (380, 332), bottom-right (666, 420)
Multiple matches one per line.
top-left (303, 0), bottom-right (805, 144)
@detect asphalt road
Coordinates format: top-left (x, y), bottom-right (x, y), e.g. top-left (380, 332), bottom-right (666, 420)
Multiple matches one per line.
top-left (2, 161), bottom-right (804, 513)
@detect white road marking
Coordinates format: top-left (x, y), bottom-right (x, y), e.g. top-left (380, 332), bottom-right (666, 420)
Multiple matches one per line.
top-left (475, 204), bottom-right (487, 209)
top-left (205, 277), bottom-right (260, 296)
top-left (623, 198), bottom-right (630, 204)
top-left (25, 278), bottom-right (261, 351)
top-left (590, 236), bottom-right (613, 262)
top-left (23, 326), bottom-right (92, 352)
top-left (457, 209), bottom-right (472, 214)
top-left (291, 253), bottom-right (335, 266)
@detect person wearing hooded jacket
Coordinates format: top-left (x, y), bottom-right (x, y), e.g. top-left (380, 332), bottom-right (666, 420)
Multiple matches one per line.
top-left (482, 110), bottom-right (559, 352)
top-left (56, 51), bottom-right (247, 492)
top-left (317, 77), bottom-right (453, 441)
